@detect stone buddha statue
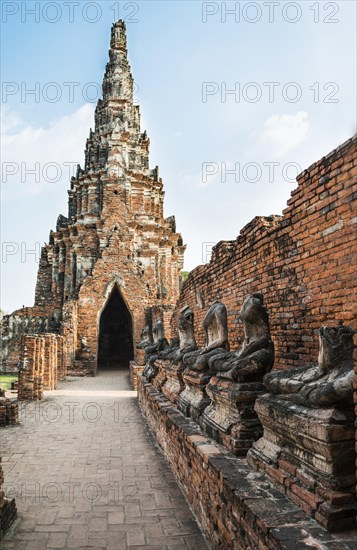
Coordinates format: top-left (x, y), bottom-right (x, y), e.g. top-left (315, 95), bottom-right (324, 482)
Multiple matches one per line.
top-left (159, 337), bottom-right (180, 359)
top-left (159, 306), bottom-right (197, 362)
top-left (136, 325), bottom-right (152, 353)
top-left (143, 319), bottom-right (169, 381)
top-left (178, 301), bottom-right (229, 419)
top-left (183, 301), bottom-right (229, 371)
top-left (248, 325), bottom-right (356, 528)
top-left (208, 293), bottom-right (274, 381)
top-left (171, 306), bottom-right (197, 362)
top-left (264, 325), bottom-right (355, 407)
top-left (159, 307), bottom-right (198, 403)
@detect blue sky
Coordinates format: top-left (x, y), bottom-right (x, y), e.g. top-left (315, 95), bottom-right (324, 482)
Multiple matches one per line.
top-left (1, 0), bottom-right (356, 313)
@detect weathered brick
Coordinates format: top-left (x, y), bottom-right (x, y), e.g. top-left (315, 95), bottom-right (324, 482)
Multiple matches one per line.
top-left (290, 483), bottom-right (323, 510)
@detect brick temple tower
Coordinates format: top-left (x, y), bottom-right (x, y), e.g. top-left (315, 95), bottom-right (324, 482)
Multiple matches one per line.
top-left (1, 20), bottom-right (185, 375)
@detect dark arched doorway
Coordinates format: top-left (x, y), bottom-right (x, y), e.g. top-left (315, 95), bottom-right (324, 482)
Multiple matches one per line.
top-left (97, 287), bottom-right (134, 369)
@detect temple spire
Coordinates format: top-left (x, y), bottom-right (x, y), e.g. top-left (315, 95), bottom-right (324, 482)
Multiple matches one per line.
top-left (83, 19), bottom-right (148, 174)
top-left (110, 20), bottom-right (127, 52)
top-left (101, 19), bottom-right (133, 103)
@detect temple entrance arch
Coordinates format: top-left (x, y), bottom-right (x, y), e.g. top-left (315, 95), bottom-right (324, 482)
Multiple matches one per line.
top-left (97, 286), bottom-right (134, 369)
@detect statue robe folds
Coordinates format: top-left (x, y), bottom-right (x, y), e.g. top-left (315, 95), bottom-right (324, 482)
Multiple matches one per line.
top-left (178, 301), bottom-right (229, 421)
top-left (161, 306), bottom-right (197, 403)
top-left (201, 293), bottom-right (275, 455)
top-left (142, 319), bottom-right (168, 385)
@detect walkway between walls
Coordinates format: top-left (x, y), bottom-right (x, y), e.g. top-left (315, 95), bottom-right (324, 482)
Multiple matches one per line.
top-left (1, 369), bottom-right (209, 549)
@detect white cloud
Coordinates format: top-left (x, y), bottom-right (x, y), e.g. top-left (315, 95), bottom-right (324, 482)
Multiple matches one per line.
top-left (260, 111), bottom-right (310, 157)
top-left (1, 105), bottom-right (22, 133)
top-left (174, 170), bottom-right (205, 189)
top-left (1, 104), bottom-right (95, 199)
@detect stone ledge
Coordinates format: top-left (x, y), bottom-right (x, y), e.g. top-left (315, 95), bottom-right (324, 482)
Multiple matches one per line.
top-left (138, 377), bottom-right (357, 549)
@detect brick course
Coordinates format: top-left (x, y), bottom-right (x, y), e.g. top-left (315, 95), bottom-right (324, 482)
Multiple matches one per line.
top-left (138, 378), bottom-right (357, 549)
top-left (171, 136), bottom-right (357, 372)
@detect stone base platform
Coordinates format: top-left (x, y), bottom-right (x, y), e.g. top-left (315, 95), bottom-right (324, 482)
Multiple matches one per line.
top-left (161, 361), bottom-right (185, 404)
top-left (68, 358), bottom-right (95, 377)
top-left (247, 395), bottom-right (356, 532)
top-left (129, 361), bottom-right (144, 391)
top-left (200, 377), bottom-right (266, 455)
top-left (138, 377), bottom-right (357, 549)
top-left (178, 370), bottom-right (211, 422)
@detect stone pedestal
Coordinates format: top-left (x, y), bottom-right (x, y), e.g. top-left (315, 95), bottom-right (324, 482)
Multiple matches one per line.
top-left (129, 361), bottom-right (144, 391)
top-left (152, 359), bottom-right (167, 392)
top-left (178, 370), bottom-right (211, 422)
top-left (135, 349), bottom-right (146, 366)
top-left (69, 351), bottom-right (96, 376)
top-left (161, 361), bottom-right (186, 404)
top-left (247, 395), bottom-right (356, 532)
top-left (200, 377), bottom-right (266, 455)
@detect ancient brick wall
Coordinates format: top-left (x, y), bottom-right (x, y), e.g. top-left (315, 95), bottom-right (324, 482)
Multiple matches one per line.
top-left (129, 362), bottom-right (144, 390)
top-left (18, 335), bottom-right (44, 400)
top-left (0, 308), bottom-right (54, 373)
top-left (172, 136), bottom-right (357, 371)
top-left (43, 335), bottom-right (58, 391)
top-left (355, 359), bottom-right (357, 497)
top-left (62, 300), bottom-right (77, 374)
top-left (139, 380), bottom-right (357, 549)
top-left (34, 247), bottom-right (55, 310)
top-left (17, 334), bottom-right (64, 400)
top-left (56, 336), bottom-right (66, 381)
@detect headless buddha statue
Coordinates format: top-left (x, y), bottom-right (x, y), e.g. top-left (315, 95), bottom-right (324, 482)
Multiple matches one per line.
top-left (183, 301), bottom-right (229, 372)
top-left (209, 293), bottom-right (274, 381)
top-left (264, 325), bottom-right (355, 408)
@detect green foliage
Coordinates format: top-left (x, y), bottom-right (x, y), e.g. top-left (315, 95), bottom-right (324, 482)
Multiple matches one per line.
top-left (0, 374), bottom-right (18, 391)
